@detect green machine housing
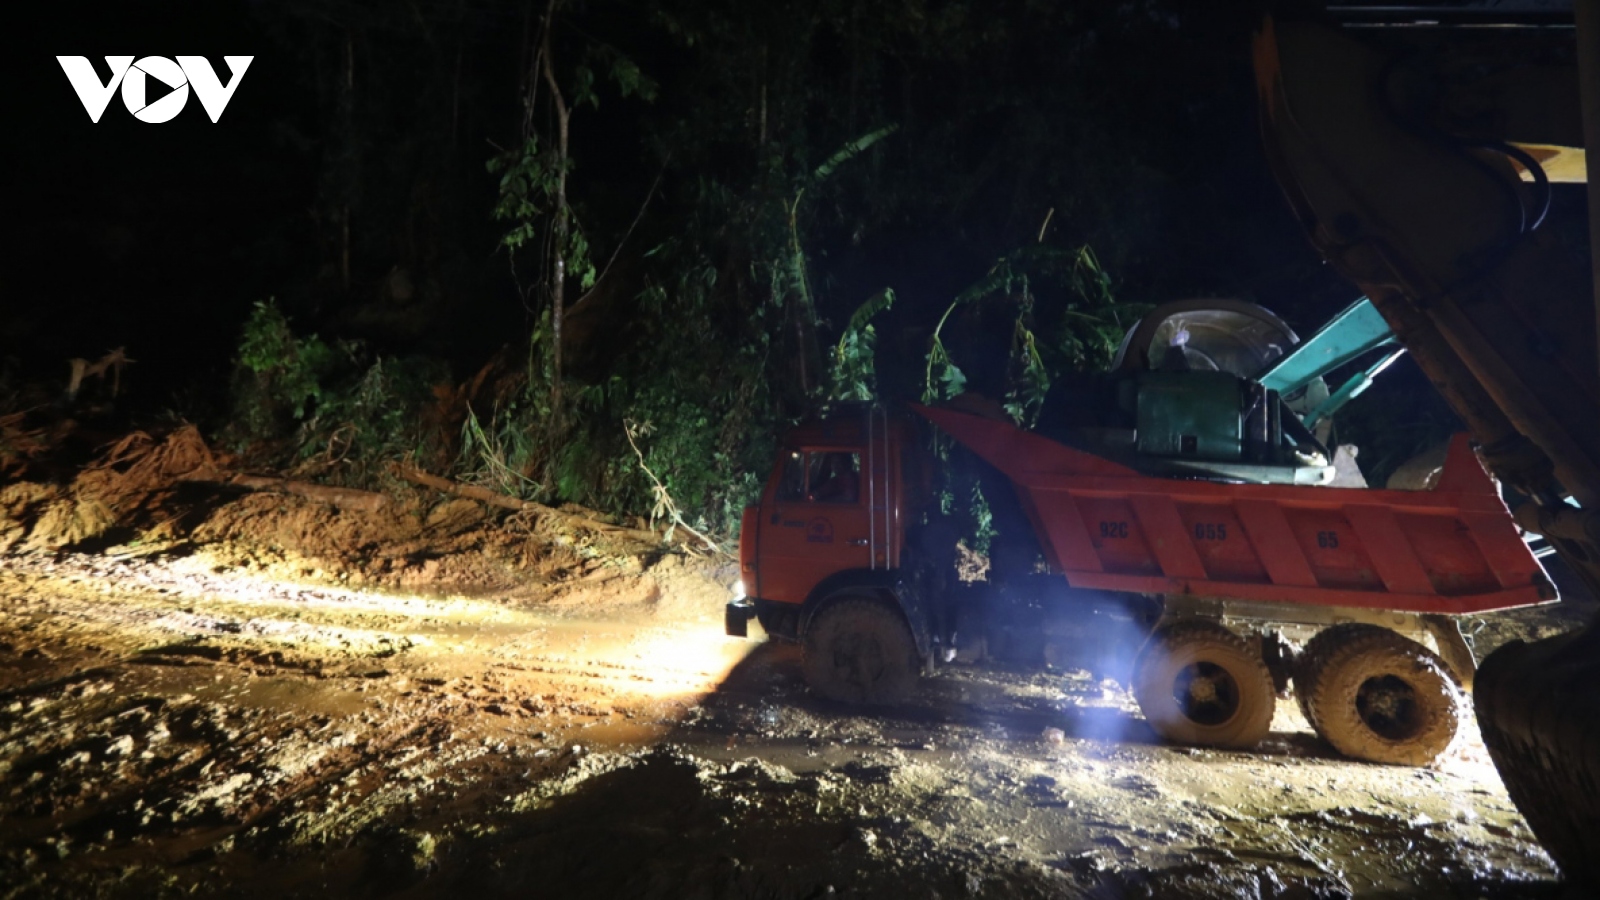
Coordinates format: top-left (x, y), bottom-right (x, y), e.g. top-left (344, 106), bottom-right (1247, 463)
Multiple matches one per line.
top-left (1034, 297), bottom-right (1400, 486)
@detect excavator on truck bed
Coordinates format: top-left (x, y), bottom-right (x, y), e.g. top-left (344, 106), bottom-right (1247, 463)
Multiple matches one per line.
top-left (1256, 7), bottom-right (1600, 888)
top-left (727, 295), bottom-right (1548, 759)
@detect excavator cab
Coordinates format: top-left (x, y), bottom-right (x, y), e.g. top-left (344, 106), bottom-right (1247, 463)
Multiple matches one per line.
top-left (1041, 295), bottom-right (1406, 487)
top-left (1111, 298), bottom-right (1298, 377)
top-left (1045, 298), bottom-right (1354, 485)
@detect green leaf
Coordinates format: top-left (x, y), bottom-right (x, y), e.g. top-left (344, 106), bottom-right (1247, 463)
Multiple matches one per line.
top-left (940, 364), bottom-right (967, 397)
top-left (575, 65), bottom-right (599, 109)
top-left (811, 124), bottom-right (900, 184)
top-left (826, 288), bottom-right (895, 403)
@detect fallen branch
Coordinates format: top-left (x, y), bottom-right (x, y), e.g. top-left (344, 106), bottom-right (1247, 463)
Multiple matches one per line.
top-left (66, 346), bottom-right (135, 401)
top-left (390, 464), bottom-right (666, 544)
top-left (623, 419), bottom-right (725, 556)
top-left (394, 465), bottom-right (528, 511)
top-left (181, 472), bottom-right (388, 513)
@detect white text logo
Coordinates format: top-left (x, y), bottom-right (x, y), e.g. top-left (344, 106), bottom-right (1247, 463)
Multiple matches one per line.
top-left (57, 56), bottom-right (253, 123)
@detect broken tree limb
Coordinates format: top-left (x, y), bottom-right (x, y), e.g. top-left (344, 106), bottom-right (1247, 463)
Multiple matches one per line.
top-left (66, 347), bottom-right (135, 402)
top-left (390, 464), bottom-right (667, 545)
top-left (393, 465), bottom-right (526, 511)
top-left (622, 419), bottom-right (726, 556)
top-left (180, 472), bottom-right (389, 513)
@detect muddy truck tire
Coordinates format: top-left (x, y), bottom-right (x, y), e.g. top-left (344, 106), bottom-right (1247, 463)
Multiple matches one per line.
top-left (1133, 620), bottom-right (1275, 750)
top-left (802, 596), bottom-right (919, 704)
top-left (1302, 626), bottom-right (1462, 766)
top-left (1294, 623), bottom-right (1379, 733)
top-left (1476, 623), bottom-right (1600, 892)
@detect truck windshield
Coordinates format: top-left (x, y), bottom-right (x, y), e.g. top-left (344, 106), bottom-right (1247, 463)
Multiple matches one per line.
top-left (777, 450), bottom-right (861, 504)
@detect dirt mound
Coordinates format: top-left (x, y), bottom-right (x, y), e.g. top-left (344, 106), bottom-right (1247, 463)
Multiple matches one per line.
top-left (0, 483), bottom-right (75, 554)
top-left (0, 427), bottom-right (215, 554)
top-left (1, 426), bottom-right (733, 615)
top-left (186, 489), bottom-right (730, 615)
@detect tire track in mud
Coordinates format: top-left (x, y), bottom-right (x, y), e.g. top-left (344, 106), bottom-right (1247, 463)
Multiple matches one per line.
top-left (1, 550), bottom-right (750, 896)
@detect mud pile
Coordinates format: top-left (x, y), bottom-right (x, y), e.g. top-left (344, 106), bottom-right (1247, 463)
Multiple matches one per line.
top-left (0, 427), bottom-right (213, 555)
top-left (0, 426), bottom-right (726, 610)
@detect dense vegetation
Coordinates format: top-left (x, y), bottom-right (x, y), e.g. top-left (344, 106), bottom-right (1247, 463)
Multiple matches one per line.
top-left (13, 0), bottom-right (1454, 540)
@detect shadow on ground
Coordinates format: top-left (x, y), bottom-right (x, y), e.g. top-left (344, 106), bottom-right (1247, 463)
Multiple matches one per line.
top-left (376, 644), bottom-right (1567, 900)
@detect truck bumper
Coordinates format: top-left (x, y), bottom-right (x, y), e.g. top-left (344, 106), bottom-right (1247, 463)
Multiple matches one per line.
top-left (725, 598), bottom-right (757, 638)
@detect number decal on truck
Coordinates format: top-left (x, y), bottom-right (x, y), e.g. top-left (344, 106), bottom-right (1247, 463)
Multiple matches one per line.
top-left (1193, 523), bottom-right (1227, 541)
top-left (1317, 530), bottom-right (1340, 549)
top-left (1099, 521), bottom-right (1129, 539)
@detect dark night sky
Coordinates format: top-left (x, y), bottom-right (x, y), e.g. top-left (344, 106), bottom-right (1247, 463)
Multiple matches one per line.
top-left (5, 4), bottom-right (1321, 376)
top-left (10, 1), bottom-right (1554, 423)
top-left (9, 2), bottom-right (316, 405)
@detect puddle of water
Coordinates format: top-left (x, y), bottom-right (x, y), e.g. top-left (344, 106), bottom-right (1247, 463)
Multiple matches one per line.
top-left (194, 676), bottom-right (372, 719)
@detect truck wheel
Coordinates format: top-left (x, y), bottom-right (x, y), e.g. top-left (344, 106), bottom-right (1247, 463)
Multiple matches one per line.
top-left (1304, 628), bottom-right (1462, 766)
top-left (1294, 623), bottom-right (1383, 732)
top-left (1476, 625), bottom-right (1600, 892)
top-left (1133, 620), bottom-right (1275, 750)
top-left (802, 597), bottom-right (919, 705)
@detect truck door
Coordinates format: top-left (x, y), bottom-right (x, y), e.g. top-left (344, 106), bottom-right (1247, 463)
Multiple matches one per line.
top-left (758, 447), bottom-right (874, 605)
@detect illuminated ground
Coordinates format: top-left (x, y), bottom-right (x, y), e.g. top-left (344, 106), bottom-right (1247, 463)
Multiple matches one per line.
top-left (0, 534), bottom-right (1583, 898)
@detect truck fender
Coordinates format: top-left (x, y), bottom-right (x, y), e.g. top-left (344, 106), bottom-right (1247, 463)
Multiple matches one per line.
top-left (800, 569), bottom-right (935, 663)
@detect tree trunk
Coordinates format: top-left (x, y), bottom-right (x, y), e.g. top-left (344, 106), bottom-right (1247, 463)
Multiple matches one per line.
top-left (392, 465), bottom-right (669, 544)
top-left (181, 473), bottom-right (387, 513)
top-left (541, 0), bottom-right (569, 416)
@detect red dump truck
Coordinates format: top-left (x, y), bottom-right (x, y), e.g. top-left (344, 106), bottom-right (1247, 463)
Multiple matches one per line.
top-left (726, 386), bottom-right (1551, 766)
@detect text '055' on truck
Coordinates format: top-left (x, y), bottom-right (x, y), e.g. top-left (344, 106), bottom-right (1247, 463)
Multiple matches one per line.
top-left (725, 297), bottom-right (1553, 769)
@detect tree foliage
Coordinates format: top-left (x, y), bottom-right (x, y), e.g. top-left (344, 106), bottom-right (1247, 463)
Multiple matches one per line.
top-left (211, 0), bottom-right (1359, 537)
top-left (232, 299), bottom-right (342, 435)
top-left (829, 288), bottom-right (896, 403)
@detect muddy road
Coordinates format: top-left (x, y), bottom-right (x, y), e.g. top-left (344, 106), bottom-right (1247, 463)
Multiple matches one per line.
top-left (0, 546), bottom-right (1581, 899)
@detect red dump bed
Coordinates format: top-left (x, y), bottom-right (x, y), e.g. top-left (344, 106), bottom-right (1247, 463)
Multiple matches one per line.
top-left (916, 406), bottom-right (1553, 615)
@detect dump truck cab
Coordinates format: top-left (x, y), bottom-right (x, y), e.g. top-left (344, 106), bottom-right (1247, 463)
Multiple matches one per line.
top-left (727, 406), bottom-right (937, 665)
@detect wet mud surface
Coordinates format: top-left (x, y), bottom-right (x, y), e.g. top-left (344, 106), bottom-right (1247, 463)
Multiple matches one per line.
top-left (1, 544), bottom-right (1586, 899)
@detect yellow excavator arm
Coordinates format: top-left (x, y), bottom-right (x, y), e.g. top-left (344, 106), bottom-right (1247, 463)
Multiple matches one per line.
top-left (1256, 16), bottom-right (1600, 576)
top-left (1254, 13), bottom-right (1600, 889)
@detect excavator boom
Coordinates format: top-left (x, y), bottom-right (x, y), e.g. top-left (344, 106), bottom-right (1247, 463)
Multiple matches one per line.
top-left (1255, 13), bottom-right (1600, 888)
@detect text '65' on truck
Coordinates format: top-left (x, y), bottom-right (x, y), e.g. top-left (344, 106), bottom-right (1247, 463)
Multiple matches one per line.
top-left (725, 299), bottom-right (1552, 768)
